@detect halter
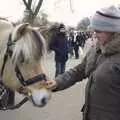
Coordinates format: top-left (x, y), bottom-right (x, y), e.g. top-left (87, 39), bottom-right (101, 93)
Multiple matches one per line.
top-left (0, 34), bottom-right (47, 110)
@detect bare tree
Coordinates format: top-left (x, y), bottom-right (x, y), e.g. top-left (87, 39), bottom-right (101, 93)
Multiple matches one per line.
top-left (22, 0), bottom-right (74, 24)
top-left (54, 0), bottom-right (74, 13)
top-left (69, 0), bottom-right (74, 13)
top-left (77, 17), bottom-right (90, 31)
top-left (22, 0), bottom-right (43, 24)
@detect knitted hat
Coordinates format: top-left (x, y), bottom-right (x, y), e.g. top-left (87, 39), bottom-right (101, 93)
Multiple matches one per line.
top-left (90, 5), bottom-right (120, 32)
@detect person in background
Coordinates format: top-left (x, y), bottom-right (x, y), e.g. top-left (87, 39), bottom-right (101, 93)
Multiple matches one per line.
top-left (74, 34), bottom-right (80, 59)
top-left (49, 23), bottom-right (69, 77)
top-left (67, 35), bottom-right (74, 58)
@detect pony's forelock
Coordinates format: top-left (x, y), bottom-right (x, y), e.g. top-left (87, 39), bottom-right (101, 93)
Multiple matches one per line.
top-left (11, 26), bottom-right (46, 64)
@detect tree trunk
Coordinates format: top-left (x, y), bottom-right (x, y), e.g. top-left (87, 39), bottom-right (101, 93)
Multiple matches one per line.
top-left (22, 0), bottom-right (43, 24)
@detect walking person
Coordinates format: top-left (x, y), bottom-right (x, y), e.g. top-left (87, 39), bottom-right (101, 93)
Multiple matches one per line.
top-left (68, 35), bottom-right (74, 58)
top-left (42, 5), bottom-right (120, 120)
top-left (49, 23), bottom-right (69, 77)
top-left (74, 35), bottom-right (80, 59)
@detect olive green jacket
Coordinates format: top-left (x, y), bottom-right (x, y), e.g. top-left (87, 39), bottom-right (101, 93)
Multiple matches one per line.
top-left (54, 33), bottom-right (120, 120)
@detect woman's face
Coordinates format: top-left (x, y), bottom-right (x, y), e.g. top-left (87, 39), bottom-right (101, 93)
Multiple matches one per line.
top-left (94, 30), bottom-right (111, 44)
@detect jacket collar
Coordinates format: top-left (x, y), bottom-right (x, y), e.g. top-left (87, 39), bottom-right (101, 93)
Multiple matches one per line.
top-left (96, 33), bottom-right (120, 55)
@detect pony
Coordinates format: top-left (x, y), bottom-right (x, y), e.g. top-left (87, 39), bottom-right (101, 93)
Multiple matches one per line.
top-left (0, 19), bottom-right (51, 109)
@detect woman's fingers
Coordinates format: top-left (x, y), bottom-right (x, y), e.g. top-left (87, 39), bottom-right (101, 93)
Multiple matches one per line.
top-left (40, 80), bottom-right (57, 90)
top-left (46, 80), bottom-right (57, 89)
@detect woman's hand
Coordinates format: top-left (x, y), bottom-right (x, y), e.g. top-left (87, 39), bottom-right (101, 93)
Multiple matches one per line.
top-left (40, 80), bottom-right (57, 90)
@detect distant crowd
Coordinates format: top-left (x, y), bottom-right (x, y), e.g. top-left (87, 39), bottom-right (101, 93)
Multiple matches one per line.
top-left (67, 31), bottom-right (92, 59)
top-left (48, 23), bottom-right (92, 77)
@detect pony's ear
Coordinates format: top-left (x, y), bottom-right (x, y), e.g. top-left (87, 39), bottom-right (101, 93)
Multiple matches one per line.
top-left (17, 23), bottom-right (29, 32)
top-left (12, 23), bottom-right (29, 40)
top-left (17, 23), bottom-right (29, 36)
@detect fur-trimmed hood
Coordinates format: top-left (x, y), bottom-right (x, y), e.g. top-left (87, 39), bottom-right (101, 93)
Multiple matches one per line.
top-left (97, 33), bottom-right (120, 55)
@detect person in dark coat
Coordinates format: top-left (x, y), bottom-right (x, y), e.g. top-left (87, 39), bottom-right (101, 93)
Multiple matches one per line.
top-left (67, 36), bottom-right (74, 58)
top-left (74, 35), bottom-right (80, 59)
top-left (49, 23), bottom-right (69, 77)
top-left (42, 5), bottom-right (120, 120)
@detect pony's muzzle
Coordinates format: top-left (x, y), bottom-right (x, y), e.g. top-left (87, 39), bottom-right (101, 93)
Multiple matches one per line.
top-left (30, 88), bottom-right (51, 107)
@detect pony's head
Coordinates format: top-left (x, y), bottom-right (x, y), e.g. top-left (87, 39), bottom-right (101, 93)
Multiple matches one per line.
top-left (0, 19), bottom-right (51, 107)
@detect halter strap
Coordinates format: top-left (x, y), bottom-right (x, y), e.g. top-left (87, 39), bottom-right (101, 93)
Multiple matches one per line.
top-left (0, 97), bottom-right (29, 110)
top-left (1, 34), bottom-right (12, 76)
top-left (15, 65), bottom-right (47, 86)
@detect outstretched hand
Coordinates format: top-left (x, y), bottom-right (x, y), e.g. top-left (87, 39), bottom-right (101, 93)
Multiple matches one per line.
top-left (40, 80), bottom-right (57, 90)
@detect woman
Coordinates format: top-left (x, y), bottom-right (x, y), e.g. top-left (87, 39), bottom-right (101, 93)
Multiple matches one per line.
top-left (42, 5), bottom-right (120, 120)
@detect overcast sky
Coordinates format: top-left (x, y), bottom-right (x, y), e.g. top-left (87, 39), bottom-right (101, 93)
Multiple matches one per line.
top-left (0, 0), bottom-right (120, 26)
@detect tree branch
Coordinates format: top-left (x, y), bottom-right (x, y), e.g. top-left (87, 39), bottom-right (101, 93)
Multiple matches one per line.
top-left (69, 0), bottom-right (74, 13)
top-left (33, 0), bottom-right (43, 18)
top-left (28, 0), bottom-right (32, 8)
top-left (22, 0), bottom-right (34, 15)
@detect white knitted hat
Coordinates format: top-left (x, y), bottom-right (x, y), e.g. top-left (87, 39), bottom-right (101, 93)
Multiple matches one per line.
top-left (90, 5), bottom-right (120, 32)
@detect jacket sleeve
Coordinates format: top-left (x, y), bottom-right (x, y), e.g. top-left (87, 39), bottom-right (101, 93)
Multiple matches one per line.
top-left (53, 56), bottom-right (87, 92)
top-left (50, 36), bottom-right (62, 54)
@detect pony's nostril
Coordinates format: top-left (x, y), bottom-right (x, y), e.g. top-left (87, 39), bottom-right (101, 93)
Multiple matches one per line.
top-left (41, 97), bottom-right (46, 105)
top-left (31, 89), bottom-right (51, 107)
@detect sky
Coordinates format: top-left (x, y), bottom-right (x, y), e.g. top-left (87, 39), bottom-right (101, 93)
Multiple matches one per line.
top-left (0, 0), bottom-right (120, 27)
